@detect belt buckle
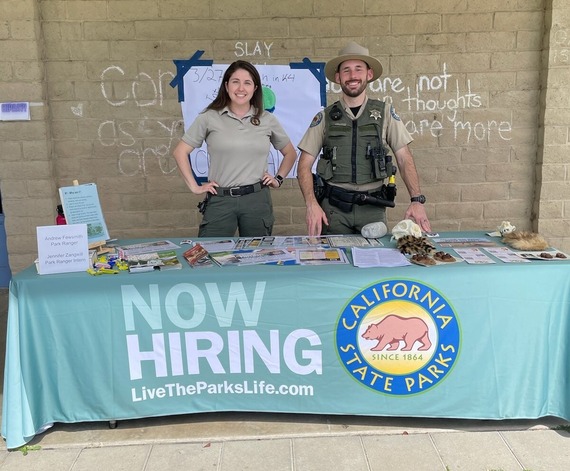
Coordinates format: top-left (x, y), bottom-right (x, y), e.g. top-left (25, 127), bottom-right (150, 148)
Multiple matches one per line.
top-left (229, 187), bottom-right (241, 197)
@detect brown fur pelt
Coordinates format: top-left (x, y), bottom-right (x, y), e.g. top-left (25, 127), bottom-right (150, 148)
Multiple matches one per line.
top-left (397, 235), bottom-right (436, 256)
top-left (502, 231), bottom-right (549, 251)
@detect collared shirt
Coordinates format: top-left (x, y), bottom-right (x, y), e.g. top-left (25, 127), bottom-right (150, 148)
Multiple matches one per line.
top-left (298, 97), bottom-right (413, 190)
top-left (182, 106), bottom-right (290, 187)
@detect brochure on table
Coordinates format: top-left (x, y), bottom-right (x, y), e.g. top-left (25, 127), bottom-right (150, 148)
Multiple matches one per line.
top-left (117, 240), bottom-right (180, 258)
top-left (59, 183), bottom-right (110, 246)
top-left (351, 247), bottom-right (411, 268)
top-left (183, 244), bottom-right (214, 268)
top-left (36, 224), bottom-right (90, 274)
top-left (73, 233), bottom-right (570, 274)
top-left (209, 248), bottom-right (297, 267)
top-left (127, 250), bottom-right (182, 273)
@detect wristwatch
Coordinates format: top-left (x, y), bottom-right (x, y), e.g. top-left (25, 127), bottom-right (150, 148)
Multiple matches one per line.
top-left (275, 174), bottom-right (284, 187)
top-left (410, 195), bottom-right (426, 204)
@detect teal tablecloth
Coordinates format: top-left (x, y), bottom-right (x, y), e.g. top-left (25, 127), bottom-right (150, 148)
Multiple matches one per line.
top-left (3, 233), bottom-right (570, 449)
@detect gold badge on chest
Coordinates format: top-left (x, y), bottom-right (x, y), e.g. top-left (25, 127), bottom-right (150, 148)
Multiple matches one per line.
top-left (369, 110), bottom-right (382, 121)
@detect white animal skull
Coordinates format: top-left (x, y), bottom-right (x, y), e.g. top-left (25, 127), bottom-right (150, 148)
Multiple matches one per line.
top-left (498, 221), bottom-right (516, 235)
top-left (391, 219), bottom-right (422, 240)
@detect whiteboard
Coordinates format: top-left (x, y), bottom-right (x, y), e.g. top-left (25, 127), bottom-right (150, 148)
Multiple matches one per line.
top-left (181, 64), bottom-right (321, 180)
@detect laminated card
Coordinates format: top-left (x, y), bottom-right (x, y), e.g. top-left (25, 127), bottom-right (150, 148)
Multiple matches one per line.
top-left (59, 183), bottom-right (110, 246)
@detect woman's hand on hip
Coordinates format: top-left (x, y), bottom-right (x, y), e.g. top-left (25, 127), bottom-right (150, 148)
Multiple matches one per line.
top-left (192, 181), bottom-right (219, 195)
top-left (262, 172), bottom-right (281, 189)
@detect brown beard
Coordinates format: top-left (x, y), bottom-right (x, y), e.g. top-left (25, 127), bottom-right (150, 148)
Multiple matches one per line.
top-left (340, 80), bottom-right (367, 98)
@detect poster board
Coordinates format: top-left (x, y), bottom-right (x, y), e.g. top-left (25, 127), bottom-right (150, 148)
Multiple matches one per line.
top-left (181, 64), bottom-right (321, 179)
top-left (59, 183), bottom-right (110, 246)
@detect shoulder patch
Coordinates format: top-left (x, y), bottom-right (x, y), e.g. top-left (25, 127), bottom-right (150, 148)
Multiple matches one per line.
top-left (390, 106), bottom-right (401, 121)
top-left (310, 111), bottom-right (323, 127)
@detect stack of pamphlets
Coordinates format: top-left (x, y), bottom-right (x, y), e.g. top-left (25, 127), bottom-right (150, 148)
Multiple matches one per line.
top-left (296, 247), bottom-right (350, 265)
top-left (116, 240), bottom-right (182, 273)
top-left (231, 235), bottom-right (382, 249)
top-left (235, 236), bottom-right (330, 249)
top-left (118, 240), bottom-right (180, 259)
top-left (203, 238), bottom-right (353, 267)
top-left (195, 239), bottom-right (236, 252)
top-left (209, 248), bottom-right (296, 267)
top-left (127, 250), bottom-right (182, 273)
top-left (183, 244), bottom-right (214, 268)
top-left (327, 235), bottom-right (383, 247)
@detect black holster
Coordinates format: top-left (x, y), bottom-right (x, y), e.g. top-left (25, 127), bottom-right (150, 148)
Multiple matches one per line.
top-left (326, 184), bottom-right (396, 213)
top-left (197, 194), bottom-right (210, 214)
top-left (313, 174), bottom-right (326, 203)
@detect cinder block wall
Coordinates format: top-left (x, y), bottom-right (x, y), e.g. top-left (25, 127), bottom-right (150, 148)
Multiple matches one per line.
top-left (537, 1), bottom-right (570, 250)
top-left (1, 0), bottom-right (57, 273)
top-left (1, 0), bottom-right (569, 273)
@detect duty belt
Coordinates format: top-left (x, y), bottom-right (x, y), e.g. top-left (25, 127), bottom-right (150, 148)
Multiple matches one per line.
top-left (217, 182), bottom-right (264, 197)
top-left (325, 184), bottom-right (374, 202)
top-left (325, 183), bottom-right (395, 209)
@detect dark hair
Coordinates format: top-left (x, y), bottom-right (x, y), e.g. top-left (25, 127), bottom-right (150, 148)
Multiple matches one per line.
top-left (206, 60), bottom-right (263, 120)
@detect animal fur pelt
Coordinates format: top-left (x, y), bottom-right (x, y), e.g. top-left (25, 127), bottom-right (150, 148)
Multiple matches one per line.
top-left (501, 231), bottom-right (549, 251)
top-left (397, 235), bottom-right (436, 256)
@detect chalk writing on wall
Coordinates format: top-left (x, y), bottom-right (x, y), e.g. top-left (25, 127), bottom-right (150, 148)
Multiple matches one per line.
top-left (552, 29), bottom-right (570, 65)
top-left (97, 119), bottom-right (183, 176)
top-left (97, 66), bottom-right (182, 176)
top-left (234, 41), bottom-right (274, 58)
top-left (329, 63), bottom-right (512, 143)
top-left (100, 66), bottom-right (174, 107)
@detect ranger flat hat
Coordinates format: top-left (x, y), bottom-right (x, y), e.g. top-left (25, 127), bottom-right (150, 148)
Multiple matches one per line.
top-left (324, 41), bottom-right (383, 84)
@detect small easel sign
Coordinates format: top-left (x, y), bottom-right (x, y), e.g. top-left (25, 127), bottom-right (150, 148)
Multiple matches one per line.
top-left (58, 180), bottom-right (112, 255)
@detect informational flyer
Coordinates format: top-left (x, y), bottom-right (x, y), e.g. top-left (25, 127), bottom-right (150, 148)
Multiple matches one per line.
top-left (329, 235), bottom-right (384, 247)
top-left (36, 224), bottom-right (90, 274)
top-left (484, 247), bottom-right (530, 263)
top-left (296, 248), bottom-right (349, 265)
top-left (351, 248), bottom-right (411, 268)
top-left (59, 183), bottom-right (110, 245)
top-left (453, 248), bottom-right (496, 264)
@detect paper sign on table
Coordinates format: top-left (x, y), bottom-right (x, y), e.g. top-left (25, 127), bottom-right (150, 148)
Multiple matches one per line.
top-left (36, 224), bottom-right (90, 274)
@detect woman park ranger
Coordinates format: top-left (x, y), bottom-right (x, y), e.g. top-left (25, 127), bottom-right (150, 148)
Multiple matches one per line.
top-left (173, 60), bottom-right (297, 237)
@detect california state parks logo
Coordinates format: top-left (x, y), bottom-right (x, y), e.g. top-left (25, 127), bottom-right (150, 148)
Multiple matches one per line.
top-left (336, 279), bottom-right (460, 396)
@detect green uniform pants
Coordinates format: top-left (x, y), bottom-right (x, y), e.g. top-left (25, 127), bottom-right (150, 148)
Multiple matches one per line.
top-left (321, 197), bottom-right (387, 235)
top-left (199, 187), bottom-right (274, 237)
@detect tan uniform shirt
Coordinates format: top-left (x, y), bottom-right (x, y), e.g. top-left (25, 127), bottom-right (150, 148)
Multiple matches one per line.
top-left (298, 97), bottom-right (413, 191)
top-left (182, 106), bottom-right (290, 188)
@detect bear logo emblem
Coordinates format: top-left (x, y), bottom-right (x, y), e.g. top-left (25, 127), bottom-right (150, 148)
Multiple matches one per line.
top-left (361, 315), bottom-right (432, 352)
